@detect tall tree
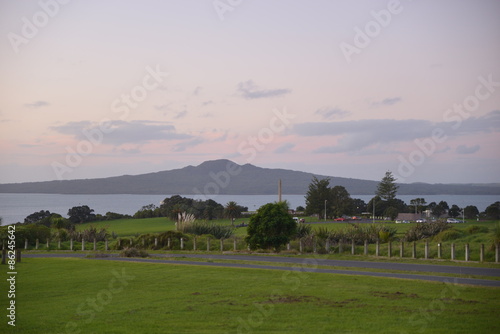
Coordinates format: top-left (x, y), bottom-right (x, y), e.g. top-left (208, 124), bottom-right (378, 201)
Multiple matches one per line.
top-left (224, 201), bottom-right (245, 225)
top-left (245, 202), bottom-right (297, 252)
top-left (464, 205), bottom-right (479, 219)
top-left (305, 177), bottom-right (332, 219)
top-left (376, 171), bottom-right (399, 202)
top-left (409, 198), bottom-right (427, 214)
top-left (67, 205), bottom-right (95, 224)
top-left (330, 185), bottom-right (353, 217)
top-left (485, 201), bottom-right (500, 220)
top-left (448, 204), bottom-right (461, 218)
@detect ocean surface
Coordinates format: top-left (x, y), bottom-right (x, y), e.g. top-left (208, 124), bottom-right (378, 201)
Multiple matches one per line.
top-left (0, 193), bottom-right (498, 225)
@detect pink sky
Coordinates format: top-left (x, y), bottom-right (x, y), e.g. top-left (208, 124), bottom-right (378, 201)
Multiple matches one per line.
top-left (1, 0), bottom-right (499, 184)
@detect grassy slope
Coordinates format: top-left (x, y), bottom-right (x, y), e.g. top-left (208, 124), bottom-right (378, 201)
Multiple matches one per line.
top-left (1, 258), bottom-right (499, 333)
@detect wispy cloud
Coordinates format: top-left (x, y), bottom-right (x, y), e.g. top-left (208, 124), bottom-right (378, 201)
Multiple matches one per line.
top-left (294, 110), bottom-right (500, 154)
top-left (456, 144), bottom-right (480, 154)
top-left (172, 137), bottom-right (204, 152)
top-left (51, 120), bottom-right (192, 146)
top-left (315, 107), bottom-right (350, 120)
top-left (371, 97), bottom-right (402, 107)
top-left (25, 101), bottom-right (50, 108)
top-left (236, 80), bottom-right (291, 99)
top-left (274, 143), bottom-right (295, 154)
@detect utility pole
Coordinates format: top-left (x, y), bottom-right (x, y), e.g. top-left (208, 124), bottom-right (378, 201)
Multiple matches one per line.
top-left (278, 179), bottom-right (282, 203)
top-left (372, 199), bottom-right (375, 223)
top-left (324, 200), bottom-right (327, 222)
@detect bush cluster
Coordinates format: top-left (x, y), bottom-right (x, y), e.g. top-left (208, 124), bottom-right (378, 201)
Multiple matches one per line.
top-left (404, 221), bottom-right (450, 242)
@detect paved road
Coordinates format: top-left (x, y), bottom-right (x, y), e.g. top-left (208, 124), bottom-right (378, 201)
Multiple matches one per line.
top-left (23, 253), bottom-right (500, 287)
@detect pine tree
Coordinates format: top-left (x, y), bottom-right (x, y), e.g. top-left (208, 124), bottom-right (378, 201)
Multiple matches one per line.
top-left (376, 171), bottom-right (399, 202)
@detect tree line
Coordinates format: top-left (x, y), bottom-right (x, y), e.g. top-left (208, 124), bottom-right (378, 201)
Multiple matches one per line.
top-left (305, 172), bottom-right (500, 221)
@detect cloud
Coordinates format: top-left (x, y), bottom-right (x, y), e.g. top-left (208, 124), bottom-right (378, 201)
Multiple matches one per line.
top-left (193, 86), bottom-right (202, 96)
top-left (456, 144), bottom-right (480, 154)
top-left (154, 104), bottom-right (171, 111)
top-left (172, 137), bottom-right (204, 152)
top-left (174, 110), bottom-right (188, 119)
top-left (371, 97), bottom-right (402, 107)
top-left (294, 110), bottom-right (500, 154)
top-left (202, 100), bottom-right (214, 106)
top-left (25, 101), bottom-right (50, 108)
top-left (51, 120), bottom-right (192, 146)
top-left (315, 107), bottom-right (350, 120)
top-left (274, 143), bottom-right (295, 154)
top-left (236, 80), bottom-right (291, 99)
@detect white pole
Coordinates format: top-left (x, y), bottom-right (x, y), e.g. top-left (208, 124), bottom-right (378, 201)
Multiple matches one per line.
top-left (324, 200), bottom-right (327, 222)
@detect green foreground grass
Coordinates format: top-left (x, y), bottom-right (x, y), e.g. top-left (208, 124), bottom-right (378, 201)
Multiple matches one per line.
top-left (1, 258), bottom-right (499, 333)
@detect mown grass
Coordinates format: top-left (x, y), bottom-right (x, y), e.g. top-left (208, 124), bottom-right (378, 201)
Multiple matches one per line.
top-left (1, 258), bottom-right (499, 333)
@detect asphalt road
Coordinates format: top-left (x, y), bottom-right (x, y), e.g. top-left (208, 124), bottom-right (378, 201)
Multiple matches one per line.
top-left (23, 253), bottom-right (500, 287)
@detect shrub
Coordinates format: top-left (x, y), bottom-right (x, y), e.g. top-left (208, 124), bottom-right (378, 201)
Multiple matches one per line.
top-left (465, 225), bottom-right (489, 234)
top-left (295, 224), bottom-right (312, 239)
top-left (404, 221), bottom-right (450, 242)
top-left (433, 228), bottom-right (464, 242)
top-left (119, 247), bottom-right (149, 258)
top-left (183, 222), bottom-right (234, 239)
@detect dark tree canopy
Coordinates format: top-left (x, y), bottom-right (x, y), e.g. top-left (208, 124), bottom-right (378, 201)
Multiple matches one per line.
top-left (376, 171), bottom-right (399, 202)
top-left (464, 205), bottom-right (479, 219)
top-left (305, 177), bottom-right (331, 219)
top-left (68, 205), bottom-right (96, 224)
top-left (24, 210), bottom-right (52, 224)
top-left (485, 201), bottom-right (500, 220)
top-left (245, 202), bottom-right (297, 252)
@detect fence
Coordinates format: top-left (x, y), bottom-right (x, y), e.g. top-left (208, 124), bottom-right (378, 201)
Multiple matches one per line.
top-left (2, 237), bottom-right (499, 263)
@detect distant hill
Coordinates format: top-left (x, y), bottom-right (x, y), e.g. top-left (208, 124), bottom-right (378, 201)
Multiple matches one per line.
top-left (1, 159), bottom-right (499, 195)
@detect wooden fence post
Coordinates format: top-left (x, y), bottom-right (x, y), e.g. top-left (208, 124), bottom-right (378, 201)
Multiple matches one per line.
top-left (234, 238), bottom-right (237, 251)
top-left (412, 241), bottom-right (416, 259)
top-left (364, 240), bottom-right (368, 255)
top-left (465, 243), bottom-right (470, 262)
top-left (299, 239), bottom-right (303, 253)
top-left (424, 241), bottom-right (429, 259)
top-left (220, 238), bottom-right (224, 252)
top-left (167, 238), bottom-right (171, 249)
top-left (400, 241), bottom-right (404, 258)
top-left (437, 243), bottom-right (441, 259)
top-left (376, 240), bottom-right (380, 256)
top-left (58, 239), bottom-right (61, 250)
top-left (25, 239), bottom-right (28, 250)
top-left (388, 241), bottom-right (392, 258)
top-left (193, 237), bottom-right (197, 251)
top-left (313, 237), bottom-right (317, 254)
top-left (70, 238), bottom-right (73, 251)
top-left (325, 239), bottom-right (330, 253)
top-left (93, 238), bottom-right (97, 251)
top-left (180, 238), bottom-right (184, 250)
top-left (46, 238), bottom-right (50, 249)
top-left (339, 239), bottom-right (343, 254)
top-left (105, 239), bottom-right (108, 251)
top-left (351, 239), bottom-right (355, 255)
top-left (451, 243), bottom-right (455, 260)
top-left (154, 238), bottom-right (158, 248)
top-left (82, 239), bottom-right (85, 251)
top-left (480, 244), bottom-right (484, 262)
top-left (36, 239), bottom-right (39, 250)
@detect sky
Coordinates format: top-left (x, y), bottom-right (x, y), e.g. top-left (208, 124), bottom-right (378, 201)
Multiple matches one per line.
top-left (1, 0), bottom-right (499, 185)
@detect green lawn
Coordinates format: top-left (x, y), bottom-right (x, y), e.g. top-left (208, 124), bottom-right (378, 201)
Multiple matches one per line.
top-left (1, 258), bottom-right (499, 333)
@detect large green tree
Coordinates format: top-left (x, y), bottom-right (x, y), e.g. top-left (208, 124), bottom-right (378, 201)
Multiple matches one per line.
top-left (376, 171), bottom-right (399, 202)
top-left (67, 205), bottom-right (95, 224)
top-left (485, 201), bottom-right (500, 220)
top-left (464, 205), bottom-right (479, 219)
top-left (330, 185), bottom-right (353, 217)
top-left (245, 202), bottom-right (297, 252)
top-left (305, 177), bottom-right (332, 219)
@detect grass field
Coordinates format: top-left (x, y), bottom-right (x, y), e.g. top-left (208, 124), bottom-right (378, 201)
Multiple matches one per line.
top-left (1, 258), bottom-right (499, 333)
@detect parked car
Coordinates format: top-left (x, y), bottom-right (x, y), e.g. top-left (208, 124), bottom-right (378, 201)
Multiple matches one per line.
top-left (395, 220), bottom-right (410, 224)
top-left (334, 217), bottom-right (345, 221)
top-left (416, 219), bottom-right (427, 223)
top-left (446, 218), bottom-right (464, 223)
